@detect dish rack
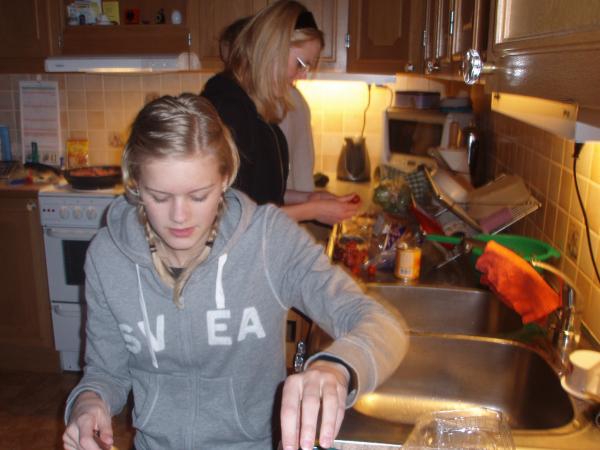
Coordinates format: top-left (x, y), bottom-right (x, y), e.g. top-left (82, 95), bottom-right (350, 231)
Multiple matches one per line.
top-left (379, 163), bottom-right (541, 236)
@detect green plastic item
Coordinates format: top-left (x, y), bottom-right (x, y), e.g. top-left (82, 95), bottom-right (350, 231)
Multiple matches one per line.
top-left (426, 233), bottom-right (560, 265)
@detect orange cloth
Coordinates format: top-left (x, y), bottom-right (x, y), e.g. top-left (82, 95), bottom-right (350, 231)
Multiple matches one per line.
top-left (475, 240), bottom-right (561, 324)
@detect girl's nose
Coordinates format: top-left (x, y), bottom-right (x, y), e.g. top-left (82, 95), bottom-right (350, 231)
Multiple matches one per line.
top-left (170, 197), bottom-right (188, 223)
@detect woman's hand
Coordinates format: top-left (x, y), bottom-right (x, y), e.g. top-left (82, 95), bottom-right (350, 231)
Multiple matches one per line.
top-left (308, 192), bottom-right (361, 225)
top-left (63, 391), bottom-right (113, 450)
top-left (280, 359), bottom-right (350, 450)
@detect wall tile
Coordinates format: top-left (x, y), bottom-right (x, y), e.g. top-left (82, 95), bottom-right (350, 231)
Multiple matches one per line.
top-left (66, 74), bottom-right (85, 90)
top-left (103, 75), bottom-right (122, 91)
top-left (0, 91), bottom-right (13, 109)
top-left (579, 232), bottom-right (600, 282)
top-left (122, 75), bottom-right (141, 91)
top-left (0, 75), bottom-right (12, 90)
top-left (160, 74), bottom-right (181, 94)
top-left (142, 75), bottom-right (162, 92)
top-left (587, 182), bottom-right (600, 232)
top-left (84, 74), bottom-right (103, 91)
top-left (590, 143), bottom-right (600, 184)
top-left (68, 110), bottom-right (87, 131)
top-left (86, 91), bottom-right (104, 110)
top-left (67, 91), bottom-right (86, 109)
top-left (87, 111), bottom-right (105, 130)
top-left (557, 168), bottom-right (572, 212)
top-left (569, 175), bottom-right (588, 224)
top-left (104, 91), bottom-right (123, 110)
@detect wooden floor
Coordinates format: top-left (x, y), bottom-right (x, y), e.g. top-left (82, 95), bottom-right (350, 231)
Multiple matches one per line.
top-left (0, 369), bottom-right (134, 450)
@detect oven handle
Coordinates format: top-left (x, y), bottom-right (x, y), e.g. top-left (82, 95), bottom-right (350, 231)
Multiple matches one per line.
top-left (52, 304), bottom-right (82, 318)
top-left (45, 228), bottom-right (98, 240)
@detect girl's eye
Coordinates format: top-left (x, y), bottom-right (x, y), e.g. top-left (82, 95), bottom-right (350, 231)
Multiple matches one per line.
top-left (191, 195), bottom-right (208, 202)
top-left (151, 195), bottom-right (169, 203)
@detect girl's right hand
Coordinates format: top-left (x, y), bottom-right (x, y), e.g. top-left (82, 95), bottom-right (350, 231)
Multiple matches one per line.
top-left (63, 391), bottom-right (114, 450)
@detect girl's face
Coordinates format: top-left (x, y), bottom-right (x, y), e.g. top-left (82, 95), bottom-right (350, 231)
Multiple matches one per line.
top-left (139, 154), bottom-right (227, 267)
top-left (287, 38), bottom-right (322, 83)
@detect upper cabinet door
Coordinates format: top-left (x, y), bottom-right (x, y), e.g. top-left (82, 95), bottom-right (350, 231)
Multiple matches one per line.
top-left (451, 0), bottom-right (489, 62)
top-left (299, 0), bottom-right (346, 72)
top-left (189, 0), bottom-right (344, 73)
top-left (424, 0), bottom-right (489, 77)
top-left (0, 0), bottom-right (58, 72)
top-left (189, 0), bottom-right (267, 71)
top-left (424, 0), bottom-right (452, 74)
top-left (347, 0), bottom-right (426, 74)
top-left (483, 0), bottom-right (600, 115)
top-left (59, 0), bottom-right (191, 55)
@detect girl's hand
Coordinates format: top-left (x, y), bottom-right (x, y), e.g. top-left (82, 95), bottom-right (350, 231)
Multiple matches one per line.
top-left (280, 360), bottom-right (350, 450)
top-left (63, 391), bottom-right (114, 450)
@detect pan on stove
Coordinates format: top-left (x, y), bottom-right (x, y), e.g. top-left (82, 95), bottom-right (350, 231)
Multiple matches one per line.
top-left (63, 165), bottom-right (122, 190)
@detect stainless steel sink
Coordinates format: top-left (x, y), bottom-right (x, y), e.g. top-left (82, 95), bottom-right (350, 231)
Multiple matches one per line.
top-left (366, 283), bottom-right (523, 335)
top-left (353, 334), bottom-right (574, 430)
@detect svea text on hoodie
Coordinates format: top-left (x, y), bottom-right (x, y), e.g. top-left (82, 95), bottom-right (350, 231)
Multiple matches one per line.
top-left (64, 189), bottom-right (408, 450)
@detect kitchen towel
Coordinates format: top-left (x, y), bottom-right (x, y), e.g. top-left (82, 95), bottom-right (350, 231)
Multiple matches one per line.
top-left (475, 240), bottom-right (561, 324)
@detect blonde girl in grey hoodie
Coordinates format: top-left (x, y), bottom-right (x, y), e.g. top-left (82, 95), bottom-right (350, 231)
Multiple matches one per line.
top-left (62, 94), bottom-right (408, 450)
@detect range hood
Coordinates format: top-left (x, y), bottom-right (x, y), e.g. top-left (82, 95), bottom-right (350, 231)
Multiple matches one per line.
top-left (45, 52), bottom-right (200, 73)
top-left (491, 92), bottom-right (600, 142)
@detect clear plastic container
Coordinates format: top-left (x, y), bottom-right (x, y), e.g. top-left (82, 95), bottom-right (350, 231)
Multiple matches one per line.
top-left (403, 407), bottom-right (515, 450)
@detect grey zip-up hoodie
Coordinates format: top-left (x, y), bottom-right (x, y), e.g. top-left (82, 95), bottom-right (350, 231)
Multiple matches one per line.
top-left (64, 189), bottom-right (408, 450)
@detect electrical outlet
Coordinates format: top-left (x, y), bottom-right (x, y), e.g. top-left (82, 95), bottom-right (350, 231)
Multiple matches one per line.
top-left (567, 228), bottom-right (580, 259)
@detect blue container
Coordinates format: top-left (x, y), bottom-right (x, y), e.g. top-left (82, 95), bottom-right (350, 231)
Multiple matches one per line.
top-left (0, 125), bottom-right (12, 161)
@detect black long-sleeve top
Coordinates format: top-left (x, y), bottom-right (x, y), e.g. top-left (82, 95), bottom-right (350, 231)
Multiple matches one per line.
top-left (202, 72), bottom-right (289, 206)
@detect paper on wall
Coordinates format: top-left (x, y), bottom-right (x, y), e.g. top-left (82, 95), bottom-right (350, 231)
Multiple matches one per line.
top-left (19, 80), bottom-right (63, 167)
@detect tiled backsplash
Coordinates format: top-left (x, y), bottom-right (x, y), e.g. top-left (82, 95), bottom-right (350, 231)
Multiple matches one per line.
top-left (0, 73), bottom-right (214, 165)
top-left (487, 112), bottom-right (600, 340)
top-left (0, 73), bottom-right (452, 171)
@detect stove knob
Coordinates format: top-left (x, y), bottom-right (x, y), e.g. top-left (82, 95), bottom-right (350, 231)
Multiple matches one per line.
top-left (86, 207), bottom-right (98, 220)
top-left (59, 206), bottom-right (70, 219)
top-left (73, 206), bottom-right (83, 219)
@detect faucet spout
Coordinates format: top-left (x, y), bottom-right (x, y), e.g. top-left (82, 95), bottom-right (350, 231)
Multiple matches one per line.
top-left (531, 260), bottom-right (582, 371)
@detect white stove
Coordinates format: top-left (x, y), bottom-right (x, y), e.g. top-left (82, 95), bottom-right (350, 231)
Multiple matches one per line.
top-left (39, 183), bottom-right (124, 228)
top-left (39, 182), bottom-right (123, 371)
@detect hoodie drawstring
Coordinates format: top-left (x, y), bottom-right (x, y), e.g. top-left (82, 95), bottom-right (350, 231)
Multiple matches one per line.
top-left (136, 264), bottom-right (159, 369)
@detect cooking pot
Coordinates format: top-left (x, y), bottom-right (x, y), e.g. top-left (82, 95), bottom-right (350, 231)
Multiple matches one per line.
top-left (63, 165), bottom-right (121, 190)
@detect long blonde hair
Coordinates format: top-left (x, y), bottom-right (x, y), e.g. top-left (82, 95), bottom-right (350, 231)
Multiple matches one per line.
top-left (227, 0), bottom-right (324, 123)
top-left (122, 94), bottom-right (240, 308)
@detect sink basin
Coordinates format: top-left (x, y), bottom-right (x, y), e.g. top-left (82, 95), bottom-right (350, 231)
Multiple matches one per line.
top-left (353, 334), bottom-right (574, 430)
top-left (366, 283), bottom-right (523, 335)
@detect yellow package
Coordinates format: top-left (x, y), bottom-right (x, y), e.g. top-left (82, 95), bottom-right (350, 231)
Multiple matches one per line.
top-left (66, 139), bottom-right (89, 168)
top-left (102, 1), bottom-right (120, 24)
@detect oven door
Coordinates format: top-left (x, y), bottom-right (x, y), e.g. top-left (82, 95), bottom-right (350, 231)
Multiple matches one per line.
top-left (43, 227), bottom-right (97, 303)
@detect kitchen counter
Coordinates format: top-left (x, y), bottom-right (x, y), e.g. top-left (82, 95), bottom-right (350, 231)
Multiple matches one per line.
top-left (313, 172), bottom-right (600, 449)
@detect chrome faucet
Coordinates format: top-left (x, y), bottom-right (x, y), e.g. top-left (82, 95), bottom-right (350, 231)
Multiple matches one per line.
top-left (531, 260), bottom-right (582, 372)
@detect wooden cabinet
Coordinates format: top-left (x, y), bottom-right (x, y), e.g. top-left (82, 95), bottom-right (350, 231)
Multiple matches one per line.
top-left (58, 0), bottom-right (191, 55)
top-left (0, 189), bottom-right (59, 372)
top-left (188, 0), bottom-right (345, 72)
top-left (479, 0), bottom-right (600, 123)
top-left (0, 0), bottom-right (59, 73)
top-left (347, 0), bottom-right (426, 74)
top-left (188, 0), bottom-right (267, 72)
top-left (424, 0), bottom-right (489, 78)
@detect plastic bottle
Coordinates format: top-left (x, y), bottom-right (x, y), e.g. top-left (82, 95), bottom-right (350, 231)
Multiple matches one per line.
top-left (0, 125), bottom-right (12, 161)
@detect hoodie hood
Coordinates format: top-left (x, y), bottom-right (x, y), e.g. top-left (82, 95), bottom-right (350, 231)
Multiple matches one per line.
top-left (105, 189), bottom-right (258, 268)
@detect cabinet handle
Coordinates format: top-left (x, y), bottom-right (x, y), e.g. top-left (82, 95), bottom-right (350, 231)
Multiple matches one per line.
top-left (425, 58), bottom-right (440, 74)
top-left (345, 33), bottom-right (351, 49)
top-left (462, 49), bottom-right (497, 85)
top-left (26, 200), bottom-right (37, 212)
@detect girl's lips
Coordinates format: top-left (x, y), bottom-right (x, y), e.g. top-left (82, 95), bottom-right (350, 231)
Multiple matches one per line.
top-left (169, 227), bottom-right (195, 238)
